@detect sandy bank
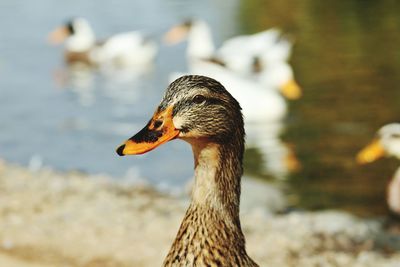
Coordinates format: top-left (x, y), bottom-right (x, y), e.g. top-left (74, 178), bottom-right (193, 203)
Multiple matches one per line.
top-left (0, 159), bottom-right (399, 267)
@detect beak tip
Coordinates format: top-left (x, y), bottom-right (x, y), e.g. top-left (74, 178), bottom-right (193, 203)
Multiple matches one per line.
top-left (116, 144), bottom-right (126, 156)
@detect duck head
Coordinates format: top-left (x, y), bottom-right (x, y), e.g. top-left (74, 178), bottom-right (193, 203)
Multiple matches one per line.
top-left (163, 19), bottom-right (194, 45)
top-left (116, 75), bottom-right (244, 156)
top-left (164, 19), bottom-right (215, 60)
top-left (357, 123), bottom-right (400, 164)
top-left (48, 17), bottom-right (95, 52)
top-left (258, 61), bottom-right (302, 100)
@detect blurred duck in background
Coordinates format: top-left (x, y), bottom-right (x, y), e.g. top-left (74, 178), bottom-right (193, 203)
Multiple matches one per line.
top-left (165, 20), bottom-right (300, 121)
top-left (357, 123), bottom-right (400, 216)
top-left (164, 19), bottom-right (287, 69)
top-left (217, 27), bottom-right (292, 74)
top-left (254, 60), bottom-right (301, 100)
top-left (164, 18), bottom-right (302, 100)
top-left (48, 17), bottom-right (158, 69)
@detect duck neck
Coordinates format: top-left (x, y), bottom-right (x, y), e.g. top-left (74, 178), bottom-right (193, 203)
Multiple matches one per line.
top-left (163, 122), bottom-right (257, 266)
top-left (388, 167), bottom-right (400, 215)
top-left (187, 20), bottom-right (215, 61)
top-left (191, 139), bottom-right (243, 221)
top-left (165, 136), bottom-right (248, 262)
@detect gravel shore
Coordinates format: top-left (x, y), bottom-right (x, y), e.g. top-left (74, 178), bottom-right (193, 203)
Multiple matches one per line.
top-left (0, 159), bottom-right (399, 267)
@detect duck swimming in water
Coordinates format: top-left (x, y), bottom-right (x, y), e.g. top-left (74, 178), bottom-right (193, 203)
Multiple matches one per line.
top-left (357, 123), bottom-right (400, 216)
top-left (164, 18), bottom-right (301, 96)
top-left (164, 19), bottom-right (289, 72)
top-left (164, 19), bottom-right (302, 114)
top-left (116, 75), bottom-right (258, 266)
top-left (48, 17), bottom-right (157, 68)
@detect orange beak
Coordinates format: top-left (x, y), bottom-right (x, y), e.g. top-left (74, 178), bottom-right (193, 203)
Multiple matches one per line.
top-left (163, 25), bottom-right (189, 45)
top-left (48, 26), bottom-right (69, 45)
top-left (356, 138), bottom-right (386, 164)
top-left (116, 106), bottom-right (180, 156)
top-left (280, 79), bottom-right (302, 100)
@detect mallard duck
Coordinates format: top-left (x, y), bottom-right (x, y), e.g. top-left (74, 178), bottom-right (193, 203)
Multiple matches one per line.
top-left (357, 123), bottom-right (400, 216)
top-left (48, 17), bottom-right (157, 68)
top-left (116, 75), bottom-right (259, 266)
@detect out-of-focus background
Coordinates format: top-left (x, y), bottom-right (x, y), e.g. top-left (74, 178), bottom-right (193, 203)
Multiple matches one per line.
top-left (1, 0), bottom-right (400, 266)
top-left (2, 0), bottom-right (399, 215)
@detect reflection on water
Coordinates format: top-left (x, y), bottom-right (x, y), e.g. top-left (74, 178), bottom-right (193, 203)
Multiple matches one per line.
top-left (0, 0), bottom-right (399, 217)
top-left (245, 122), bottom-right (301, 179)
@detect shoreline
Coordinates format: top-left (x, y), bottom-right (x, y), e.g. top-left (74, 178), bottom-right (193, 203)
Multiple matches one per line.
top-left (0, 159), bottom-right (399, 266)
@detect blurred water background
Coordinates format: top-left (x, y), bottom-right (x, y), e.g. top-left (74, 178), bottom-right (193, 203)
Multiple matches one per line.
top-left (0, 0), bottom-right (399, 217)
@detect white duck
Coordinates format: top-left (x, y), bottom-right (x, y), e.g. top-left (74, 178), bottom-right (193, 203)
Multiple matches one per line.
top-left (164, 19), bottom-right (215, 62)
top-left (165, 19), bottom-right (291, 73)
top-left (254, 60), bottom-right (302, 100)
top-left (164, 19), bottom-right (301, 99)
top-left (217, 27), bottom-right (283, 57)
top-left (217, 29), bottom-right (293, 76)
top-left (357, 123), bottom-right (400, 216)
top-left (48, 17), bottom-right (157, 68)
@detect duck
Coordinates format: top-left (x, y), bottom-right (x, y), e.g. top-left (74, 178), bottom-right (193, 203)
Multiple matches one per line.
top-left (164, 19), bottom-right (294, 77)
top-left (356, 123), bottom-right (400, 216)
top-left (217, 30), bottom-right (293, 76)
top-left (253, 60), bottom-right (302, 100)
top-left (164, 19), bottom-right (302, 100)
top-left (116, 75), bottom-right (259, 266)
top-left (48, 17), bottom-right (157, 68)
top-left (163, 19), bottom-right (215, 63)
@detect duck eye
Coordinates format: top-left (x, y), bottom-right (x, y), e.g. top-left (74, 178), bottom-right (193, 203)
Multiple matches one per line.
top-left (193, 95), bottom-right (206, 104)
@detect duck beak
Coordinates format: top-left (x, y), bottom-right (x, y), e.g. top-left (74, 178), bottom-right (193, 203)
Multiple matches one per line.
top-left (116, 106), bottom-right (180, 156)
top-left (356, 139), bottom-right (386, 164)
top-left (163, 25), bottom-right (189, 45)
top-left (280, 79), bottom-right (302, 100)
top-left (48, 26), bottom-right (69, 45)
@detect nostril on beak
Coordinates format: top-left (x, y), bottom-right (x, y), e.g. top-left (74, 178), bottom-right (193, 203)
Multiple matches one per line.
top-left (116, 144), bottom-right (126, 156)
top-left (153, 120), bottom-right (163, 129)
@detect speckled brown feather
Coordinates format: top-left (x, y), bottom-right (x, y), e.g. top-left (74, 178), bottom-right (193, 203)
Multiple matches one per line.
top-left (163, 204), bottom-right (258, 266)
